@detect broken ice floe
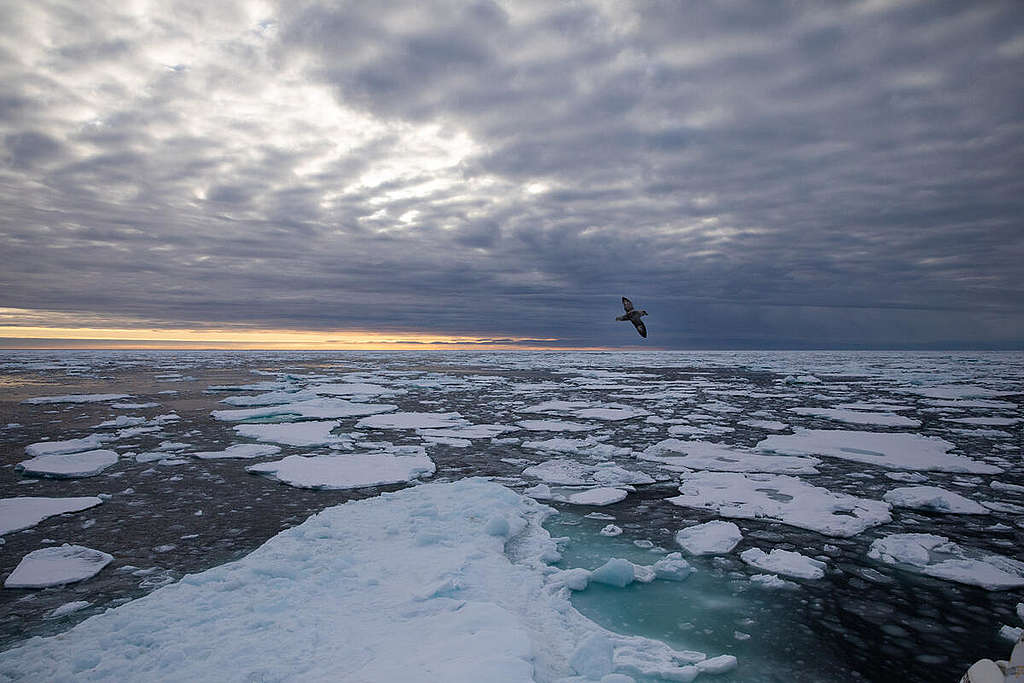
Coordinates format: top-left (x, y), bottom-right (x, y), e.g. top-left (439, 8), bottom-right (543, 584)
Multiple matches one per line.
top-left (213, 398), bottom-right (396, 422)
top-left (639, 439), bottom-right (819, 475)
top-left (21, 394), bottom-right (130, 405)
top-left (675, 520), bottom-right (743, 556)
top-left (522, 459), bottom-right (654, 487)
top-left (246, 448), bottom-right (435, 490)
top-left (25, 434), bottom-right (109, 457)
top-left (0, 496), bottom-right (104, 535)
top-left (517, 419), bottom-right (599, 432)
top-left (788, 407), bottom-right (920, 427)
top-left (356, 412), bottom-right (467, 430)
top-left (4, 544), bottom-right (113, 588)
top-left (521, 437), bottom-right (631, 458)
top-left (868, 533), bottom-right (1024, 590)
top-left (882, 486), bottom-right (988, 514)
top-left (233, 421), bottom-right (344, 447)
top-left (17, 450), bottom-right (119, 478)
top-left (739, 548), bottom-right (826, 580)
top-left (191, 444), bottom-right (283, 460)
top-left (667, 471), bottom-right (892, 537)
top-left (524, 484), bottom-right (628, 507)
top-left (757, 428), bottom-right (999, 473)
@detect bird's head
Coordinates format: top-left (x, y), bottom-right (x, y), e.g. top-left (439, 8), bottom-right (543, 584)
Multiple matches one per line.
top-left (640, 310), bottom-right (648, 316)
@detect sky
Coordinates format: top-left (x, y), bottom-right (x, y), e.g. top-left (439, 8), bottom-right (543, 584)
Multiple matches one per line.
top-left (1, 0), bottom-right (1022, 350)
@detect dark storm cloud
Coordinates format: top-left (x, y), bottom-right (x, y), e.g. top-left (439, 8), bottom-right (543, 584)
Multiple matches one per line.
top-left (0, 0), bottom-right (1022, 347)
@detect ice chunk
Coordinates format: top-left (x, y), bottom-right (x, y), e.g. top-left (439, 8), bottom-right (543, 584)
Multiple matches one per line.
top-left (356, 412), bottom-right (467, 430)
top-left (48, 601), bottom-right (91, 618)
top-left (17, 450), bottom-right (119, 478)
top-left (600, 524), bottom-right (623, 537)
top-left (590, 559), bottom-right (638, 588)
top-left (652, 553), bottom-right (694, 581)
top-left (5, 544), bottom-right (113, 588)
top-left (523, 459), bottom-right (654, 487)
top-left (696, 654), bottom-right (738, 674)
top-left (308, 382), bottom-right (403, 397)
top-left (738, 419), bottom-right (790, 431)
top-left (522, 437), bottom-right (632, 458)
top-left (668, 471), bottom-right (892, 537)
top-left (868, 533), bottom-right (1024, 589)
top-left (192, 444), bottom-right (282, 460)
top-left (25, 434), bottom-right (109, 457)
top-left (639, 439), bottom-right (819, 474)
top-left (675, 521), bottom-right (743, 555)
top-left (568, 489), bottom-right (628, 506)
top-left (0, 496), bottom-right (104, 535)
top-left (740, 548), bottom-right (826, 580)
top-left (882, 486), bottom-right (988, 514)
top-left (213, 398), bottom-right (396, 422)
top-left (749, 574), bottom-right (799, 590)
top-left (571, 633), bottom-right (614, 679)
top-left (517, 419), bottom-right (599, 432)
top-left (233, 421), bottom-right (342, 446)
top-left (246, 451), bottom-right (435, 490)
top-left (757, 429), bottom-right (999, 473)
top-left (1001, 625), bottom-right (1024, 642)
top-left (22, 394), bottom-right (129, 404)
top-left (788, 407), bottom-right (920, 427)
top-left (417, 424), bottom-right (515, 439)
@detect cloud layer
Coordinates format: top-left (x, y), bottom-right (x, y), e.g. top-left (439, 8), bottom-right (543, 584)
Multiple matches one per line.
top-left (2, 0), bottom-right (1022, 347)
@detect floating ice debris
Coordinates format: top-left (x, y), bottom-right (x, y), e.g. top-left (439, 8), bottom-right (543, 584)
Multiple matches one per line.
top-left (589, 558), bottom-right (654, 588)
top-left (111, 402), bottom-right (159, 409)
top-left (788, 407), bottom-right (920, 427)
top-left (738, 419), bottom-right (790, 431)
top-left (868, 533), bottom-right (1024, 590)
top-left (48, 601), bottom-right (91, 618)
top-left (422, 435), bottom-right (471, 447)
top-left (784, 375), bottom-right (821, 384)
top-left (991, 481), bottom-right (1024, 494)
top-left (668, 471), bottom-right (892, 537)
top-left (740, 548), bottom-right (826, 580)
top-left (600, 524), bottom-right (623, 536)
top-left (900, 384), bottom-right (1014, 400)
top-left (417, 424), bottom-right (514, 440)
top-left (246, 450), bottom-right (435, 490)
top-left (213, 398), bottom-right (396, 422)
top-left (946, 416), bottom-right (1022, 426)
top-left (522, 459), bottom-right (654, 487)
top-left (519, 400), bottom-right (651, 422)
top-left (639, 439), bottom-right (820, 475)
top-left (17, 450), bottom-right (119, 478)
top-left (756, 428), bottom-right (1000, 473)
top-left (356, 411), bottom-right (467, 430)
top-left (25, 434), bottom-right (109, 457)
top-left (885, 472), bottom-right (928, 483)
top-left (192, 444), bottom-right (282, 460)
top-left (524, 484), bottom-right (629, 507)
top-left (308, 382), bottom-right (404, 397)
top-left (675, 521), bottom-right (743, 555)
top-left (653, 553), bottom-right (695, 581)
top-left (92, 415), bottom-right (147, 429)
top-left (1001, 625), bottom-right (1024, 642)
top-left (517, 419), bottom-right (599, 432)
top-left (696, 655), bottom-right (738, 675)
top-left (4, 544), bottom-right (113, 588)
top-left (521, 437), bottom-right (631, 458)
top-left (667, 424), bottom-right (735, 437)
top-left (0, 479), bottom-right (711, 681)
top-left (882, 486), bottom-right (988, 514)
top-left (749, 574), bottom-right (799, 590)
top-left (0, 497), bottom-right (104, 535)
top-left (233, 421), bottom-right (343, 446)
top-left (21, 393), bottom-right (130, 405)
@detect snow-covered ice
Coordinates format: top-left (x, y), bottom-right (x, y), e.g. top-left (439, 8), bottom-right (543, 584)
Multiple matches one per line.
top-left (0, 496), bottom-right (104, 535)
top-left (675, 520), bottom-right (743, 555)
top-left (21, 393), bottom-right (130, 404)
top-left (246, 449), bottom-right (436, 490)
top-left (882, 486), bottom-right (989, 514)
top-left (24, 434), bottom-right (108, 457)
top-left (522, 459), bottom-right (654, 487)
top-left (356, 411), bottom-right (467, 430)
top-left (213, 398), bottom-right (396, 422)
top-left (191, 444), bottom-right (283, 460)
top-left (868, 533), bottom-right (1024, 590)
top-left (739, 548), bottom-right (826, 579)
top-left (233, 421), bottom-right (343, 447)
top-left (788, 407), bottom-right (920, 427)
top-left (4, 545), bottom-right (113, 588)
top-left (16, 450), bottom-right (119, 478)
top-left (639, 439), bottom-right (820, 474)
top-left (517, 419), bottom-right (599, 432)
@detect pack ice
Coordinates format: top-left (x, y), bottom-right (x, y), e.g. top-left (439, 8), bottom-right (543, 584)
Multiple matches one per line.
top-left (4, 544), bottom-right (113, 588)
top-left (0, 480), bottom-right (722, 682)
top-left (868, 533), bottom-right (1024, 590)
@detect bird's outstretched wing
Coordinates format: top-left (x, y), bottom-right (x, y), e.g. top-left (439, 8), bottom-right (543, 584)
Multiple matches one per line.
top-left (632, 318), bottom-right (647, 338)
top-left (622, 297), bottom-right (634, 313)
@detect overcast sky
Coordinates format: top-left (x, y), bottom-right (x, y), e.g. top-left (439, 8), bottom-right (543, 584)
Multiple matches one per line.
top-left (1, 0), bottom-right (1022, 349)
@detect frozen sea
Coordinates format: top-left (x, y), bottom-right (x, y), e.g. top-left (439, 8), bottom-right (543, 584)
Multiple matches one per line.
top-left (0, 350), bottom-right (1022, 681)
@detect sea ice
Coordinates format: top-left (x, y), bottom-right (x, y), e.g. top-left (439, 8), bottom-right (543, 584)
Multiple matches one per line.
top-left (738, 419), bottom-right (790, 431)
top-left (521, 437), bottom-right (631, 458)
top-left (308, 382), bottom-right (403, 397)
top-left (417, 424), bottom-right (515, 439)
top-left (192, 444), bottom-right (283, 460)
top-left (675, 521), bottom-right (743, 555)
top-left (517, 419), bottom-right (599, 432)
top-left (93, 415), bottom-right (147, 428)
top-left (868, 533), bottom-right (1024, 590)
top-left (524, 484), bottom-right (629, 507)
top-left (0, 479), bottom-right (711, 681)
top-left (246, 450), bottom-right (435, 490)
top-left (356, 412), bottom-right (467, 430)
top-left (667, 471), bottom-right (892, 537)
top-left (788, 407), bottom-right (920, 427)
top-left (522, 459), bottom-right (654, 487)
top-left (25, 434), bottom-right (109, 457)
top-left (882, 486), bottom-right (988, 514)
top-left (48, 601), bottom-right (91, 618)
top-left (756, 429), bottom-right (1000, 473)
top-left (233, 421), bottom-right (343, 447)
top-left (213, 398), bottom-right (396, 422)
top-left (21, 393), bottom-right (130, 404)
top-left (17, 450), bottom-right (119, 478)
top-left (0, 496), bottom-right (104, 535)
top-left (639, 439), bottom-right (819, 475)
top-left (739, 548), bottom-right (826, 579)
top-left (749, 574), bottom-right (799, 590)
top-left (4, 544), bottom-right (113, 588)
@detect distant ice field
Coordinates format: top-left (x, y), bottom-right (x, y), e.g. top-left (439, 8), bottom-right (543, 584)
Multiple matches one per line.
top-left (0, 350), bottom-right (1022, 682)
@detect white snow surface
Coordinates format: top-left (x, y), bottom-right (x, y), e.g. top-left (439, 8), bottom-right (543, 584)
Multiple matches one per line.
top-left (882, 486), bottom-right (989, 514)
top-left (521, 437), bottom-right (631, 458)
top-left (233, 421), bottom-right (343, 447)
top-left (246, 449), bottom-right (435, 490)
top-left (212, 398), bottom-right (396, 422)
top-left (192, 444), bottom-right (283, 460)
top-left (522, 459), bottom-right (654, 487)
top-left (788, 407), bottom-right (920, 427)
top-left (0, 479), bottom-right (711, 681)
top-left (0, 496), bottom-right (104, 535)
top-left (868, 533), bottom-right (1024, 590)
top-left (756, 429), bottom-right (1000, 473)
top-left (675, 521), bottom-right (743, 555)
top-left (16, 450), bottom-right (119, 478)
top-left (739, 548), bottom-right (826, 580)
top-left (4, 544), bottom-right (113, 588)
top-left (24, 434), bottom-right (108, 457)
top-left (639, 439), bottom-right (820, 475)
top-left (21, 393), bottom-right (129, 404)
top-left (517, 419), bottom-right (599, 432)
top-left (356, 411), bottom-right (467, 430)
top-left (668, 471), bottom-right (892, 538)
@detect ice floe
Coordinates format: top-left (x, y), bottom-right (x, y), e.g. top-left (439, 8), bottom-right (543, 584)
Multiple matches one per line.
top-left (213, 398), bottom-right (396, 422)
top-left (521, 437), bottom-right (631, 458)
top-left (522, 459), bottom-right (654, 487)
top-left (191, 444), bottom-right (283, 460)
top-left (233, 421), bottom-right (343, 447)
top-left (523, 484), bottom-right (629, 507)
top-left (882, 486), bottom-right (988, 514)
top-left (21, 393), bottom-right (130, 404)
top-left (668, 471), bottom-right (892, 537)
top-left (356, 411), bottom-right (467, 430)
top-left (517, 419), bottom-right (599, 432)
top-left (0, 496), bottom-right (104, 535)
top-left (246, 448), bottom-right (435, 489)
top-left (4, 544), bottom-right (113, 588)
top-left (17, 450), bottom-right (119, 478)
top-left (24, 434), bottom-right (109, 457)
top-left (868, 533), bottom-right (1024, 590)
top-left (739, 548), bottom-right (826, 579)
top-left (639, 439), bottom-right (820, 475)
top-left (757, 428), bottom-right (1000, 473)
top-left (0, 479), bottom-right (715, 681)
top-left (788, 407), bottom-right (920, 427)
top-left (738, 419), bottom-right (790, 431)
top-left (675, 520), bottom-right (743, 555)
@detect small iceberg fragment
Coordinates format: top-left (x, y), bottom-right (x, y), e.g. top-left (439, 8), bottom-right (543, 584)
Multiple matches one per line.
top-left (17, 450), bottom-right (119, 478)
top-left (213, 398), bottom-right (397, 422)
top-left (523, 459), bottom-right (654, 487)
top-left (246, 450), bottom-right (435, 490)
top-left (356, 411), bottom-right (466, 430)
top-left (739, 548), bottom-right (826, 580)
top-left (639, 439), bottom-right (819, 475)
top-left (0, 496), bottom-right (104, 536)
top-left (749, 574), bottom-right (799, 590)
top-left (25, 434), bottom-right (109, 457)
top-left (524, 483), bottom-right (628, 507)
top-left (192, 444), bottom-right (282, 460)
top-left (5, 544), bottom-right (113, 588)
top-left (868, 533), bottom-right (1024, 590)
top-left (675, 520), bottom-right (743, 555)
top-left (233, 421), bottom-right (343, 447)
top-left (882, 486), bottom-right (988, 514)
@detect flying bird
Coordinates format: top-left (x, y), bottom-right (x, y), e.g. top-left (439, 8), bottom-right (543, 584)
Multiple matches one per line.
top-left (616, 297), bottom-right (648, 338)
